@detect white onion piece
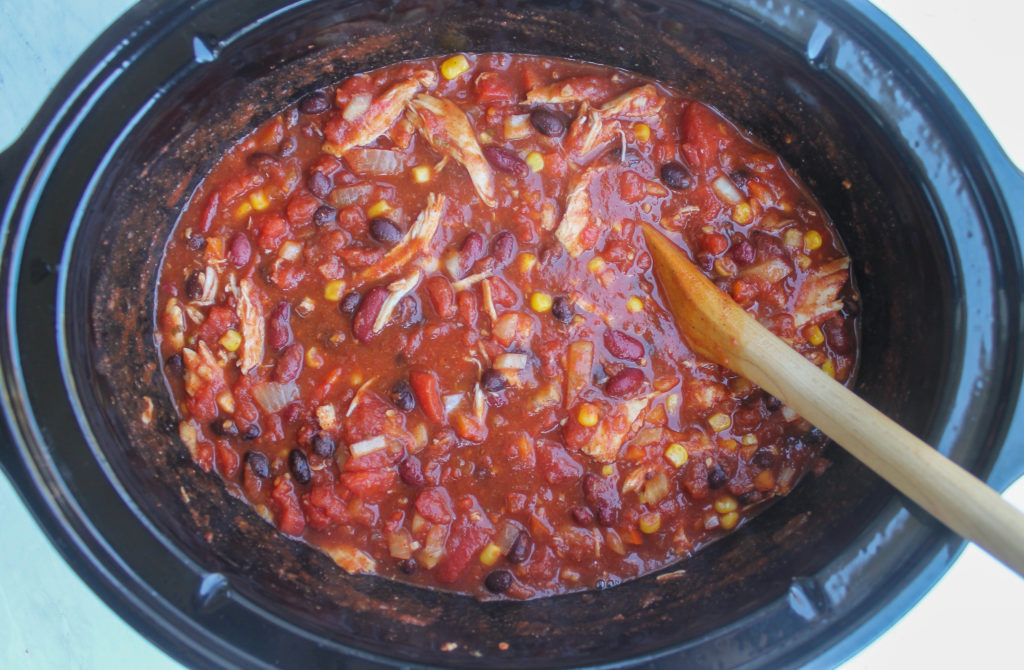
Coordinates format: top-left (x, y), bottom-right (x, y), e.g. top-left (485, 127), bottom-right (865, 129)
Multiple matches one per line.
top-left (342, 93), bottom-right (372, 121)
top-left (344, 148), bottom-right (402, 175)
top-left (443, 393), bottom-right (464, 414)
top-left (252, 381), bottom-right (299, 413)
top-left (349, 434), bottom-right (388, 457)
top-left (711, 175), bottom-right (744, 205)
top-left (330, 183), bottom-right (373, 207)
top-left (493, 353), bottom-right (528, 370)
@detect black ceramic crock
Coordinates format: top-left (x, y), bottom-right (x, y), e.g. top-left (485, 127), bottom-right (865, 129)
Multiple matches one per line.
top-left (1, 0), bottom-right (1023, 667)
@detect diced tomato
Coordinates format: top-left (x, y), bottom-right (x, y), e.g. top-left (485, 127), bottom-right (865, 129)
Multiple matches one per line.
top-left (270, 478), bottom-right (306, 536)
top-left (344, 390), bottom-right (390, 443)
top-left (214, 441), bottom-right (240, 479)
top-left (198, 305), bottom-right (238, 342)
top-left (434, 499), bottom-right (494, 583)
top-left (286, 194), bottom-right (319, 225)
top-left (409, 370), bottom-right (446, 424)
top-left (536, 440), bottom-right (584, 485)
top-left (340, 469), bottom-right (397, 500)
top-left (186, 386), bottom-right (219, 422)
top-left (681, 103), bottom-right (733, 170)
top-left (415, 487), bottom-right (454, 524)
top-left (424, 275), bottom-right (456, 319)
top-left (619, 171), bottom-right (647, 204)
top-left (199, 191), bottom-right (220, 233)
top-left (301, 483), bottom-right (351, 531)
top-left (256, 214), bottom-right (289, 251)
top-left (488, 276), bottom-right (517, 307)
top-left (475, 71), bottom-right (519, 105)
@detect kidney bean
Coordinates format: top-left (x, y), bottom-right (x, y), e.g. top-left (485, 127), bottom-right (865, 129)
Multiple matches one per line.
top-left (480, 369), bottom-right (507, 393)
top-left (307, 170), bottom-right (332, 199)
top-left (730, 239), bottom-right (755, 265)
top-left (165, 353), bottom-right (184, 377)
top-left (461, 232), bottom-right (485, 266)
top-left (751, 447), bottom-right (776, 469)
top-left (242, 424), bottom-right (261, 440)
top-left (605, 368), bottom-right (645, 397)
top-left (272, 343), bottom-right (304, 383)
top-left (247, 152), bottom-right (279, 174)
top-left (551, 296), bottom-right (574, 324)
top-left (277, 135), bottom-right (298, 157)
top-left (661, 161), bottom-right (693, 190)
top-left (299, 90), bottom-right (330, 114)
top-left (398, 456), bottom-right (426, 487)
top-left (369, 216), bottom-right (404, 246)
top-left (583, 474), bottom-right (621, 526)
top-left (313, 205), bottom-right (336, 226)
top-left (267, 302), bottom-right (293, 351)
top-left (352, 286), bottom-right (388, 343)
top-left (288, 449), bottom-right (313, 485)
top-left (530, 108), bottom-right (567, 137)
top-left (339, 290), bottom-right (361, 315)
top-left (227, 232), bottom-right (251, 268)
top-left (482, 145), bottom-right (528, 177)
top-left (823, 316), bottom-right (853, 353)
top-left (570, 506), bottom-right (594, 525)
top-left (184, 270), bottom-right (204, 300)
top-left (507, 530), bottom-right (532, 564)
top-left (424, 276), bottom-right (456, 319)
top-left (312, 433), bottom-right (336, 458)
top-left (603, 329), bottom-right (645, 361)
top-left (391, 379), bottom-right (416, 411)
top-left (485, 569), bottom-right (514, 593)
top-left (708, 463), bottom-right (729, 489)
top-left (245, 451), bottom-right (270, 479)
top-left (490, 231), bottom-right (517, 266)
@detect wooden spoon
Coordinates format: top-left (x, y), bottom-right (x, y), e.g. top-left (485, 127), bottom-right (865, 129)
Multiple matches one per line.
top-left (641, 222), bottom-right (1024, 576)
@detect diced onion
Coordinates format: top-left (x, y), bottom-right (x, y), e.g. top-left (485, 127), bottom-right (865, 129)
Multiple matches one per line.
top-left (342, 93), bottom-right (372, 121)
top-left (252, 381), bottom-right (299, 413)
top-left (344, 148), bottom-right (403, 175)
top-left (330, 183), bottom-right (373, 208)
top-left (443, 393), bottom-right (464, 414)
top-left (349, 434), bottom-right (388, 457)
top-left (711, 175), bottom-right (744, 205)
top-left (278, 240), bottom-right (302, 261)
top-left (493, 353), bottom-right (528, 370)
top-left (494, 521), bottom-right (522, 553)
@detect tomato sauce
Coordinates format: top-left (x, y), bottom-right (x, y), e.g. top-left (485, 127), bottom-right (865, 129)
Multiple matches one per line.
top-left (156, 54), bottom-right (858, 599)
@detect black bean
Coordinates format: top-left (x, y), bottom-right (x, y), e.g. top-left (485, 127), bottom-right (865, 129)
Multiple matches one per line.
top-left (507, 530), bottom-right (532, 564)
top-left (484, 569), bottom-right (514, 593)
top-left (391, 379), bottom-right (416, 411)
top-left (185, 234), bottom-right (206, 251)
top-left (551, 296), bottom-right (574, 324)
top-left (313, 205), bottom-right (337, 226)
top-left (339, 291), bottom-right (361, 315)
top-left (165, 353), bottom-right (184, 376)
top-left (480, 369), bottom-right (508, 393)
top-left (398, 558), bottom-right (418, 574)
top-left (708, 463), bottom-right (729, 489)
top-left (369, 217), bottom-right (403, 246)
top-left (242, 424), bottom-right (262, 440)
top-left (210, 418), bottom-right (239, 438)
top-left (738, 490), bottom-right (763, 506)
top-left (751, 447), bottom-right (776, 469)
top-left (289, 449), bottom-right (313, 485)
top-left (312, 433), bottom-right (336, 458)
top-left (277, 135), bottom-right (298, 157)
top-left (299, 90), bottom-right (330, 114)
top-left (307, 170), bottom-right (332, 199)
top-left (247, 152), bottom-right (279, 174)
top-left (246, 451), bottom-right (270, 479)
top-left (765, 394), bottom-right (782, 412)
top-left (184, 270), bottom-right (204, 300)
top-left (661, 161), bottom-right (693, 190)
top-left (530, 108), bottom-right (567, 137)
top-left (805, 429), bottom-right (824, 445)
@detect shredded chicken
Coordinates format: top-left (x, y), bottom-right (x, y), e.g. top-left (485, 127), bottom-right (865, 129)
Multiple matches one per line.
top-left (182, 341), bottom-right (226, 397)
top-left (406, 94), bottom-right (496, 207)
top-left (328, 545), bottom-right (377, 574)
top-left (564, 85), bottom-right (666, 161)
top-left (599, 84), bottom-right (665, 118)
top-left (555, 166), bottom-right (605, 257)
top-left (324, 69), bottom-right (436, 155)
top-left (740, 257), bottom-right (793, 284)
top-left (583, 393), bottom-right (656, 463)
top-left (372, 270), bottom-right (421, 333)
top-left (357, 193), bottom-right (445, 283)
top-left (525, 75), bottom-right (609, 105)
top-left (793, 257), bottom-right (850, 327)
top-left (163, 298), bottom-right (186, 350)
top-left (236, 279), bottom-right (264, 375)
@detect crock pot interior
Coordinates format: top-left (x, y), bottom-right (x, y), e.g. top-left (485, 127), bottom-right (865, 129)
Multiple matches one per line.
top-left (65, 0), bottom-right (962, 666)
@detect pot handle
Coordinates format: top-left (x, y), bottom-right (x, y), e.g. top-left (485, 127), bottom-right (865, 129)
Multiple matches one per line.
top-left (988, 149), bottom-right (1024, 493)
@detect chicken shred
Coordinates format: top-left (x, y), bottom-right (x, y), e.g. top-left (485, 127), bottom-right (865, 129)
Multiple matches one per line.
top-left (237, 279), bottom-right (265, 375)
top-left (324, 69), bottom-right (436, 155)
top-left (793, 257), bottom-right (850, 327)
top-left (555, 166), bottom-right (605, 258)
top-left (357, 193), bottom-right (446, 283)
top-left (583, 393), bottom-right (656, 462)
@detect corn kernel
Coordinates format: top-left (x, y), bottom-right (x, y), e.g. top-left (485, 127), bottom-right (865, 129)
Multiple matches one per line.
top-left (216, 391), bottom-right (235, 414)
top-left (525, 151), bottom-right (545, 172)
top-left (411, 165), bottom-right (432, 183)
top-left (714, 496), bottom-right (738, 514)
top-left (626, 296), bottom-right (644, 313)
top-left (219, 329), bottom-right (242, 352)
top-left (639, 512), bottom-right (662, 534)
top-left (234, 201), bottom-right (253, 219)
top-left (578, 403), bottom-right (600, 427)
top-left (720, 511), bottom-right (740, 531)
top-left (633, 123), bottom-right (651, 142)
top-left (587, 256), bottom-right (606, 273)
top-left (440, 54), bottom-right (470, 80)
top-left (804, 230), bottom-right (823, 251)
top-left (804, 324), bottom-right (825, 347)
top-left (518, 252), bottom-right (537, 273)
top-left (351, 371), bottom-right (363, 386)
top-left (821, 359), bottom-right (836, 378)
top-left (754, 469), bottom-right (775, 491)
top-left (720, 438), bottom-right (739, 452)
top-left (479, 542), bottom-right (502, 566)
top-left (323, 280), bottom-right (346, 302)
top-left (664, 442), bottom-right (689, 468)
top-left (708, 412), bottom-right (732, 432)
top-left (530, 292), bottom-right (553, 312)
top-left (741, 433), bottom-right (758, 447)
top-left (249, 189), bottom-right (270, 211)
top-left (601, 464), bottom-right (615, 477)
top-left (306, 346), bottom-right (324, 369)
top-left (367, 199), bottom-right (391, 218)
top-left (732, 202), bottom-right (753, 225)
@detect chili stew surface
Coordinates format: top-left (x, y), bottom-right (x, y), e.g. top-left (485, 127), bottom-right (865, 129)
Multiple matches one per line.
top-left (156, 53), bottom-right (858, 599)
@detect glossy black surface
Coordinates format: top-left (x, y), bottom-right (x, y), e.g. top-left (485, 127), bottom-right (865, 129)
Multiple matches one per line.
top-left (1, 0), bottom-right (1023, 668)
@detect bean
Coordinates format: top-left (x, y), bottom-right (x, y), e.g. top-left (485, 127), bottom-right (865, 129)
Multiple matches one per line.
top-left (352, 286), bottom-right (388, 343)
top-left (765, 394), bottom-right (782, 412)
top-left (551, 296), bottom-right (574, 324)
top-left (307, 170), bottom-right (332, 199)
top-left (369, 216), bottom-right (404, 246)
top-left (289, 449), bottom-right (313, 485)
top-left (165, 353), bottom-right (184, 377)
top-left (506, 530), bottom-right (532, 564)
top-left (398, 456), bottom-right (426, 487)
top-left (424, 276), bottom-right (456, 318)
top-left (277, 135), bottom-right (298, 157)
top-left (339, 290), bottom-right (361, 315)
top-left (227, 232), bottom-right (251, 268)
top-left (242, 424), bottom-right (261, 440)
top-left (751, 447), bottom-right (776, 469)
top-left (480, 369), bottom-right (507, 393)
top-left (272, 343), bottom-right (304, 383)
top-left (490, 231), bottom-right (517, 266)
top-left (184, 270), bottom-right (204, 300)
top-left (603, 329), bottom-right (644, 361)
top-left (312, 433), bottom-right (336, 458)
top-left (570, 506), bottom-right (594, 525)
top-left (583, 474), bottom-right (621, 527)
top-left (605, 367), bottom-right (645, 397)
top-left (267, 302), bottom-right (293, 351)
top-left (390, 379), bottom-right (416, 411)
top-left (530, 108), bottom-right (567, 137)
top-left (730, 239), bottom-right (755, 265)
top-left (661, 161), bottom-right (693, 190)
top-left (313, 205), bottom-right (336, 226)
top-left (185, 233), bottom-right (206, 251)
top-left (461, 232), bottom-right (485, 264)
top-left (708, 463), bottom-right (729, 489)
top-left (247, 152), bottom-right (279, 174)
top-left (299, 90), bottom-right (330, 114)
top-left (399, 558), bottom-right (418, 574)
top-left (245, 450), bottom-right (270, 479)
top-left (482, 145), bottom-right (528, 177)
top-left (484, 569), bottom-right (514, 593)
top-left (210, 418), bottom-right (239, 438)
